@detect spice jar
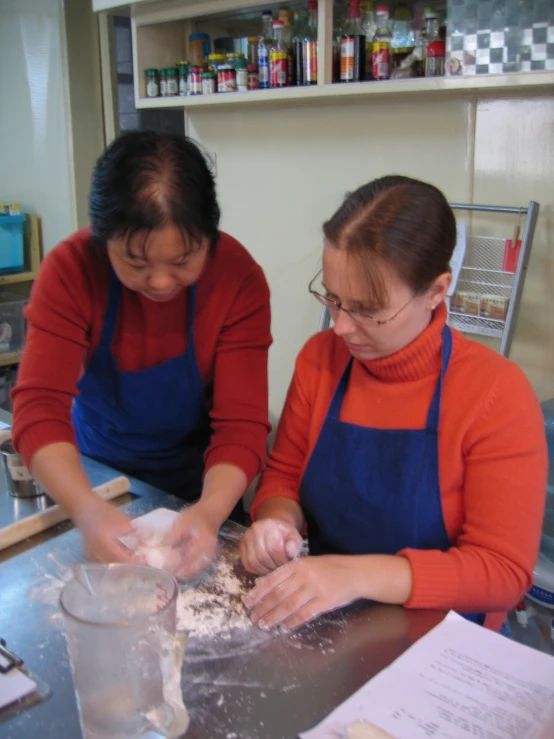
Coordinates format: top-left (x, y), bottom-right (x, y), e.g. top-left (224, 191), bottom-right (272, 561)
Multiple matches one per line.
top-left (247, 63), bottom-right (259, 90)
top-left (159, 68), bottom-right (167, 97)
top-left (144, 68), bottom-right (159, 98)
top-left (178, 63), bottom-right (189, 96)
top-left (226, 52), bottom-right (245, 69)
top-left (202, 70), bottom-right (216, 95)
top-left (217, 64), bottom-right (237, 93)
top-left (235, 57), bottom-right (248, 92)
top-left (187, 66), bottom-right (203, 96)
top-left (164, 67), bottom-right (178, 96)
top-left (207, 53), bottom-right (226, 76)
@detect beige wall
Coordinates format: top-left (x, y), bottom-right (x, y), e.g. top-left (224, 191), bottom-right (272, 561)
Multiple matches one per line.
top-left (0, 0), bottom-right (104, 253)
top-left (187, 92), bottom-right (554, 416)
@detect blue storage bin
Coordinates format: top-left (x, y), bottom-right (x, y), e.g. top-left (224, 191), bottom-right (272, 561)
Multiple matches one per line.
top-left (0, 214), bottom-right (26, 274)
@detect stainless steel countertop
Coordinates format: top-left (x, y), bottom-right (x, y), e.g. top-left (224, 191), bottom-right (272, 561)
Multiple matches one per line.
top-left (0, 442), bottom-right (443, 739)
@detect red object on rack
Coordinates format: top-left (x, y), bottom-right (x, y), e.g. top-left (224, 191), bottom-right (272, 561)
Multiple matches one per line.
top-left (503, 239), bottom-right (521, 273)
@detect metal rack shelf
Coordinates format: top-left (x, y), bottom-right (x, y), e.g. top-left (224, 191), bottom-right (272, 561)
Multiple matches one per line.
top-left (446, 202), bottom-right (539, 356)
top-left (318, 201), bottom-right (540, 358)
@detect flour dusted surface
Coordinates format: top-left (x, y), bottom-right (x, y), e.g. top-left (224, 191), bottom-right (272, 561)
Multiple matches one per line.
top-left (177, 555), bottom-right (252, 639)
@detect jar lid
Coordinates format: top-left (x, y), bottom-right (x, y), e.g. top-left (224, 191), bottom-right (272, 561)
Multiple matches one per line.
top-left (175, 60), bottom-right (189, 67)
top-left (163, 67), bottom-right (176, 74)
top-left (248, 36), bottom-right (259, 43)
top-left (208, 53), bottom-right (226, 61)
top-left (159, 68), bottom-right (166, 76)
top-left (144, 68), bottom-right (158, 75)
top-left (226, 52), bottom-right (244, 59)
top-left (189, 33), bottom-right (210, 41)
top-left (272, 20), bottom-right (284, 27)
top-left (202, 71), bottom-right (215, 78)
top-left (178, 64), bottom-right (188, 73)
top-left (235, 58), bottom-right (247, 69)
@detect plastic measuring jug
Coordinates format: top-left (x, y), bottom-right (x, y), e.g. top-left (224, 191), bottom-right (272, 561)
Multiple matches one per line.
top-left (60, 563), bottom-right (189, 739)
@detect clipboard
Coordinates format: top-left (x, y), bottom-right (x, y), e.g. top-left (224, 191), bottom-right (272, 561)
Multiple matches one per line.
top-left (0, 640), bottom-right (51, 723)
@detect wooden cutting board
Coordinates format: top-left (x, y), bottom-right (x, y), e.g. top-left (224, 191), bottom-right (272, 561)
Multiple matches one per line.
top-left (0, 476), bottom-right (131, 551)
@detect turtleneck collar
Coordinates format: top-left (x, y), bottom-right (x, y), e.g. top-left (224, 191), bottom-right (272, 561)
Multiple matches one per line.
top-left (359, 302), bottom-right (448, 383)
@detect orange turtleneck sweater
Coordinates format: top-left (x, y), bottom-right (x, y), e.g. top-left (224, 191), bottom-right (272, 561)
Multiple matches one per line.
top-left (251, 304), bottom-right (547, 631)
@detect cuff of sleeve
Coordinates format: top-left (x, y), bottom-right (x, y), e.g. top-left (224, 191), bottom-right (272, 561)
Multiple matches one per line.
top-left (204, 444), bottom-right (261, 487)
top-left (250, 485), bottom-right (300, 521)
top-left (14, 421), bottom-right (77, 470)
top-left (398, 548), bottom-right (459, 610)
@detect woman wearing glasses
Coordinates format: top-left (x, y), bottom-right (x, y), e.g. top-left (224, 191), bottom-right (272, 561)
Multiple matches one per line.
top-left (12, 131), bottom-right (271, 575)
top-left (240, 175), bottom-right (546, 632)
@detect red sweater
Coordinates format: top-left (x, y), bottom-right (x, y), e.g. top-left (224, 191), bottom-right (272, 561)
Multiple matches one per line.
top-left (251, 304), bottom-right (547, 630)
top-left (13, 228), bottom-right (272, 484)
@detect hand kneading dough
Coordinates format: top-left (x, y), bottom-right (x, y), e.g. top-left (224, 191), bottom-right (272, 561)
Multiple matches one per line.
top-left (347, 721), bottom-right (397, 739)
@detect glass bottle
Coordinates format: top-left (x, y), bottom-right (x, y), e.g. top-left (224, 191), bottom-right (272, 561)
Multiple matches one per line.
top-left (292, 9), bottom-right (308, 85)
top-left (278, 5), bottom-right (294, 85)
top-left (423, 11), bottom-right (445, 77)
top-left (303, 0), bottom-right (318, 85)
top-left (372, 6), bottom-right (392, 81)
top-left (258, 10), bottom-right (273, 89)
top-left (270, 20), bottom-right (288, 88)
top-left (341, 0), bottom-right (366, 83)
top-left (361, 2), bottom-right (376, 80)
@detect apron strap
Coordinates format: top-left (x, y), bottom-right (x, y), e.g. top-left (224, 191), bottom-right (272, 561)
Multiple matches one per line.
top-left (186, 284), bottom-right (197, 345)
top-left (425, 325), bottom-right (452, 432)
top-left (327, 358), bottom-right (353, 420)
top-left (98, 266), bottom-right (122, 350)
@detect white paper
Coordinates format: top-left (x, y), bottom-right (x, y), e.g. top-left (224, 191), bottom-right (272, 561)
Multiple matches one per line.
top-left (0, 655), bottom-right (37, 710)
top-left (119, 507), bottom-right (179, 550)
top-left (447, 221), bottom-right (467, 297)
top-left (300, 611), bottom-right (554, 739)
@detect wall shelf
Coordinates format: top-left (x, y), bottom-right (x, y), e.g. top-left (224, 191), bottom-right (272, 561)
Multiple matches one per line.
top-left (134, 70), bottom-right (554, 110)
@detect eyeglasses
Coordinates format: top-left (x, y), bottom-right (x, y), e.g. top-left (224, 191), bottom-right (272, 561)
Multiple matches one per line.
top-left (308, 270), bottom-right (416, 327)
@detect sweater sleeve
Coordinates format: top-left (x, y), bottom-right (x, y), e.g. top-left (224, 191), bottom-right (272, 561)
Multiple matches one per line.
top-left (249, 340), bottom-right (316, 520)
top-left (399, 362), bottom-right (548, 614)
top-left (203, 263), bottom-right (272, 486)
top-left (12, 242), bottom-right (94, 467)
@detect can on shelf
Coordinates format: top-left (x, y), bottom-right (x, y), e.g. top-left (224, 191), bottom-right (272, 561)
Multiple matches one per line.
top-left (144, 68), bottom-right (159, 98)
top-left (217, 64), bottom-right (237, 93)
top-left (187, 66), bottom-right (203, 96)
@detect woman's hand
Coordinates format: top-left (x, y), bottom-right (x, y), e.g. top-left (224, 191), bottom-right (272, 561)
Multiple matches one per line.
top-left (74, 497), bottom-right (136, 564)
top-left (240, 518), bottom-right (304, 575)
top-left (243, 555), bottom-right (359, 630)
top-left (165, 503), bottom-right (219, 578)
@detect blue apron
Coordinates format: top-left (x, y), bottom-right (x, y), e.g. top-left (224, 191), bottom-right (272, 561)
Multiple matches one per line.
top-left (73, 268), bottom-right (245, 516)
top-left (299, 326), bottom-right (485, 625)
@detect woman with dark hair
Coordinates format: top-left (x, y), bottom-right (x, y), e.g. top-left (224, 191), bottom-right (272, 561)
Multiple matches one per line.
top-left (13, 131), bottom-right (271, 574)
top-left (240, 175), bottom-right (547, 632)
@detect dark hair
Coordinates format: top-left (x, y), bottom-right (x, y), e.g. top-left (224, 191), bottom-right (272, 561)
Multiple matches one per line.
top-left (323, 175), bottom-right (456, 307)
top-left (89, 131), bottom-right (220, 253)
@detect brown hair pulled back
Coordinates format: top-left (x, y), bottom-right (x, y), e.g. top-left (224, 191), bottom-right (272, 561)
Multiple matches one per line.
top-left (322, 175), bottom-right (456, 308)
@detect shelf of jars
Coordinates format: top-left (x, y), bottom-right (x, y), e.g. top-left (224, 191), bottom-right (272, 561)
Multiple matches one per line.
top-left (130, 0), bottom-right (554, 111)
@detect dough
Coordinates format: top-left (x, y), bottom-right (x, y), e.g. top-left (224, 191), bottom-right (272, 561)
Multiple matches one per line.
top-left (347, 721), bottom-right (397, 739)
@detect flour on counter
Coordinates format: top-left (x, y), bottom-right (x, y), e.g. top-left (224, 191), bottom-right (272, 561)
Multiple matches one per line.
top-left (177, 556), bottom-right (252, 639)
